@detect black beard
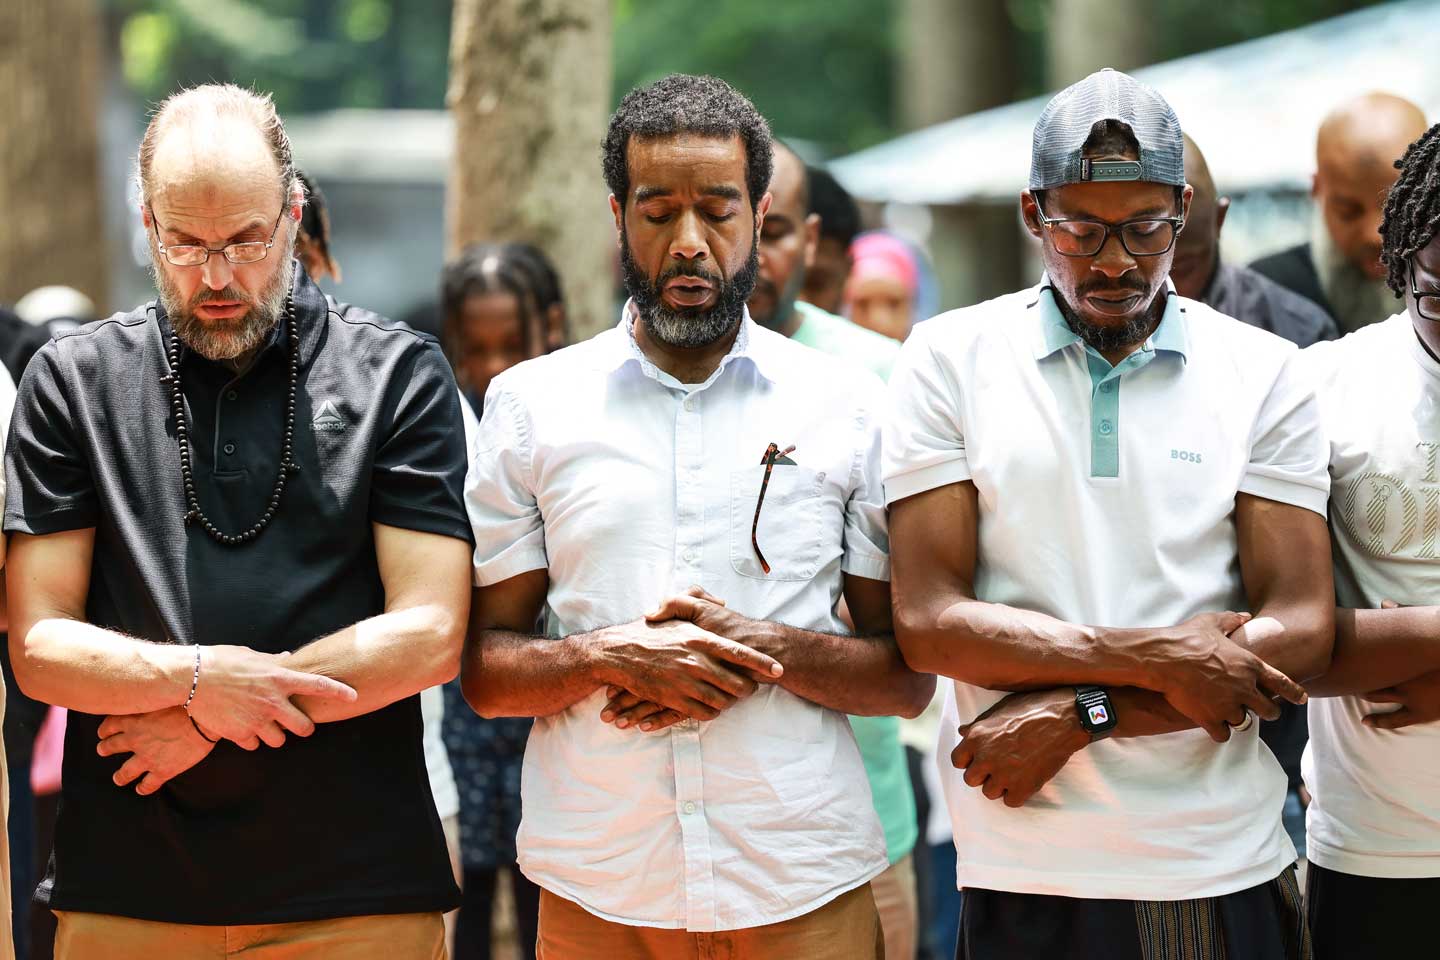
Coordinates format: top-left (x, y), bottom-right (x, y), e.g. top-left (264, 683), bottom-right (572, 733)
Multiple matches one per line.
top-left (621, 226), bottom-right (760, 350)
top-left (1054, 283), bottom-right (1164, 354)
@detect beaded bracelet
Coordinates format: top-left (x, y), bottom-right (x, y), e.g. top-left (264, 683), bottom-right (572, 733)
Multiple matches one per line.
top-left (182, 644), bottom-right (219, 744)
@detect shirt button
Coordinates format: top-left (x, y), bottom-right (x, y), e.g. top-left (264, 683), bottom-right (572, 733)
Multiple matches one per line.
top-left (683, 801), bottom-right (697, 815)
top-left (226, 390), bottom-right (238, 401)
top-left (1098, 420), bottom-right (1114, 437)
top-left (223, 442), bottom-right (236, 455)
top-left (683, 399), bottom-right (695, 411)
top-left (683, 550), bottom-right (697, 563)
top-left (1099, 382), bottom-right (1113, 394)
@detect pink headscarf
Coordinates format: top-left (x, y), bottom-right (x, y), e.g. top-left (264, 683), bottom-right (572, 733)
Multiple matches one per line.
top-left (846, 231), bottom-right (920, 299)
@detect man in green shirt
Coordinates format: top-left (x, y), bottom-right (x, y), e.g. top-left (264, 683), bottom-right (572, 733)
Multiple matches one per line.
top-left (748, 141), bottom-right (917, 960)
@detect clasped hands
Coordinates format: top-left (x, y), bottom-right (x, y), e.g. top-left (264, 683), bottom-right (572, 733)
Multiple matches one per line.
top-left (594, 586), bottom-right (784, 734)
top-left (952, 610), bottom-right (1310, 809)
top-left (96, 645), bottom-right (356, 796)
top-left (1358, 600), bottom-right (1440, 731)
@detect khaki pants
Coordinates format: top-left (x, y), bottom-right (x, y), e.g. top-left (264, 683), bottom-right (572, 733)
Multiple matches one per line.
top-left (0, 674), bottom-right (11, 960)
top-left (870, 854), bottom-right (917, 960)
top-left (537, 881), bottom-right (883, 960)
top-left (53, 910), bottom-right (445, 960)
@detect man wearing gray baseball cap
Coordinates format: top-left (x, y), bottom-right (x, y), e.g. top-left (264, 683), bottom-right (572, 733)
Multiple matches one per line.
top-left (885, 68), bottom-right (1333, 957)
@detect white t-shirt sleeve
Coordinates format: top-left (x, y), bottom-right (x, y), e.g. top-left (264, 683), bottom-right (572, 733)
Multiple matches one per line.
top-left (419, 684), bottom-right (459, 819)
top-left (463, 383), bottom-right (548, 586)
top-left (841, 378), bottom-right (890, 582)
top-left (1238, 350), bottom-right (1331, 516)
top-left (882, 329), bottom-right (971, 505)
top-left (0, 363), bottom-right (16, 568)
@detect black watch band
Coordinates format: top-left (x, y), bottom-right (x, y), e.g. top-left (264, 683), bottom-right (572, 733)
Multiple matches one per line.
top-left (1075, 685), bottom-right (1118, 738)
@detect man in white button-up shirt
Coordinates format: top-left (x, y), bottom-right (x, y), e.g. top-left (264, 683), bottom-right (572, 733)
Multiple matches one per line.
top-left (460, 74), bottom-right (932, 960)
top-left (886, 70), bottom-right (1333, 959)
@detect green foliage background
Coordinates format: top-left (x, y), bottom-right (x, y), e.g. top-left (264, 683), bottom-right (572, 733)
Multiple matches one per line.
top-left (110, 0), bottom-right (1390, 154)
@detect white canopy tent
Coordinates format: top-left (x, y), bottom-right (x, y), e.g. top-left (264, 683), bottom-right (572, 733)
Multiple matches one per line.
top-left (832, 0), bottom-right (1440, 207)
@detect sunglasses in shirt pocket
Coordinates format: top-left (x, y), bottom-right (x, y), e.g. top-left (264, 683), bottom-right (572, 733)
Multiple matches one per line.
top-left (728, 464), bottom-right (825, 581)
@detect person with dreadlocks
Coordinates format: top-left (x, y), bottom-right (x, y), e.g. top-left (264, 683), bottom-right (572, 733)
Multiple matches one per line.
top-left (1299, 120), bottom-right (1440, 959)
top-left (440, 243), bottom-right (566, 414)
top-left (438, 242), bottom-right (564, 960)
top-left (293, 169), bottom-right (342, 284)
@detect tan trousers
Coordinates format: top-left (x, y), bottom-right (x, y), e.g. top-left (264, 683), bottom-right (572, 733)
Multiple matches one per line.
top-left (536, 881), bottom-right (883, 960)
top-left (53, 910), bottom-right (446, 960)
top-left (0, 673), bottom-right (12, 960)
top-left (869, 854), bottom-right (917, 960)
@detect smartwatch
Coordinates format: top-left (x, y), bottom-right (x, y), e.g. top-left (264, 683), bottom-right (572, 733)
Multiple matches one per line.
top-left (1075, 685), bottom-right (1118, 738)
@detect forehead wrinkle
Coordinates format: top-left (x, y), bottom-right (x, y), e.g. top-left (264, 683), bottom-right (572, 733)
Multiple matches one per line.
top-left (626, 133), bottom-right (748, 199)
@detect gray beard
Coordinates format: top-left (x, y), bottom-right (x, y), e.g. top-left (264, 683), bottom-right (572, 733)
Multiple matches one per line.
top-left (1311, 212), bottom-right (1399, 334)
top-left (641, 299), bottom-right (739, 350)
top-left (152, 254), bottom-right (293, 361)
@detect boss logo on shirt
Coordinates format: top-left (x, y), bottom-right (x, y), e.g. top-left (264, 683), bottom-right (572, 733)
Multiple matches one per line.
top-left (1170, 449), bottom-right (1202, 464)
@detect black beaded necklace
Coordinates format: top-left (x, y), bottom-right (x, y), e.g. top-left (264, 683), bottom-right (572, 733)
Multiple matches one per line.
top-left (163, 295), bottom-right (300, 546)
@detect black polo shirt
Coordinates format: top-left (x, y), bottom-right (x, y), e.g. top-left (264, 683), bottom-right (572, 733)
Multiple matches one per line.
top-left (3, 266), bottom-right (471, 924)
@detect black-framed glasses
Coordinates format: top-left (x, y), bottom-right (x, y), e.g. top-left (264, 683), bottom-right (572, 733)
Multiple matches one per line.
top-left (751, 441), bottom-right (796, 575)
top-left (1034, 202), bottom-right (1185, 258)
top-left (150, 205), bottom-right (287, 267)
top-left (1410, 259), bottom-right (1440, 321)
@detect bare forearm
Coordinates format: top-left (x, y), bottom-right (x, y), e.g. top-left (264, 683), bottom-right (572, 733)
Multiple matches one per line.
top-left (11, 618), bottom-right (193, 715)
top-left (1228, 603), bottom-right (1333, 684)
top-left (748, 621), bottom-right (933, 718)
top-left (1307, 606), bottom-right (1440, 696)
top-left (1024, 601), bottom-right (1330, 741)
top-left (288, 603), bottom-right (464, 723)
top-left (896, 597), bottom-right (1152, 692)
top-left (462, 629), bottom-right (600, 718)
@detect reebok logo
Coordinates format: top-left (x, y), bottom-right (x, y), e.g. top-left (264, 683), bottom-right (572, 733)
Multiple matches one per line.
top-left (313, 399), bottom-right (347, 432)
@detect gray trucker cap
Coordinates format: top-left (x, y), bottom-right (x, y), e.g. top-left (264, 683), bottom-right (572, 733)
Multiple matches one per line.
top-left (1029, 67), bottom-right (1185, 190)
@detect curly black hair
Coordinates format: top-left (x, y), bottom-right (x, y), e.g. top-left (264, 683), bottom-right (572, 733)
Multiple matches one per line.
top-left (1380, 121), bottom-right (1440, 297)
top-left (602, 74), bottom-right (772, 211)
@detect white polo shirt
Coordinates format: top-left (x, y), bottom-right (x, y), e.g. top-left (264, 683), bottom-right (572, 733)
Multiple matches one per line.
top-left (883, 278), bottom-right (1329, 900)
top-left (1302, 313), bottom-right (1440, 879)
top-left (464, 308), bottom-right (888, 931)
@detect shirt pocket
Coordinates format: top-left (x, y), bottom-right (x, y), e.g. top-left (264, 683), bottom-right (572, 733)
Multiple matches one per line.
top-left (729, 465), bottom-right (825, 581)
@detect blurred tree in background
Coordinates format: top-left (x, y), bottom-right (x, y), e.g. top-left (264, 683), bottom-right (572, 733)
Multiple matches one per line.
top-left (111, 0), bottom-right (453, 113)
top-left (611, 0), bottom-right (896, 153)
top-left (109, 0), bottom-right (1391, 152)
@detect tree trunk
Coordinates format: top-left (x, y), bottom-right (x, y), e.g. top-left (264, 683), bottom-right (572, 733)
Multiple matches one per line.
top-left (897, 0), bottom-right (1016, 131)
top-left (895, 0), bottom-right (1024, 313)
top-left (1047, 0), bottom-right (1158, 88)
top-left (0, 0), bottom-right (107, 309)
top-left (447, 0), bottom-right (614, 343)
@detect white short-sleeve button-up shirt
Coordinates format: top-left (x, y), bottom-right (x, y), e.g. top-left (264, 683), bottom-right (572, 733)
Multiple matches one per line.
top-left (464, 308), bottom-right (889, 931)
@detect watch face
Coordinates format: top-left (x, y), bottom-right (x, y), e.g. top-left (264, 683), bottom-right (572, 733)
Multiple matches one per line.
top-left (1088, 704), bottom-right (1110, 726)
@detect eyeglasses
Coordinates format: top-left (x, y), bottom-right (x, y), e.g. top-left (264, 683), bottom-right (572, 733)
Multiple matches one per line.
top-left (1410, 259), bottom-right (1440, 321)
top-left (751, 442), bottom-right (796, 575)
top-left (150, 206), bottom-right (288, 267)
top-left (1034, 202), bottom-right (1184, 258)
